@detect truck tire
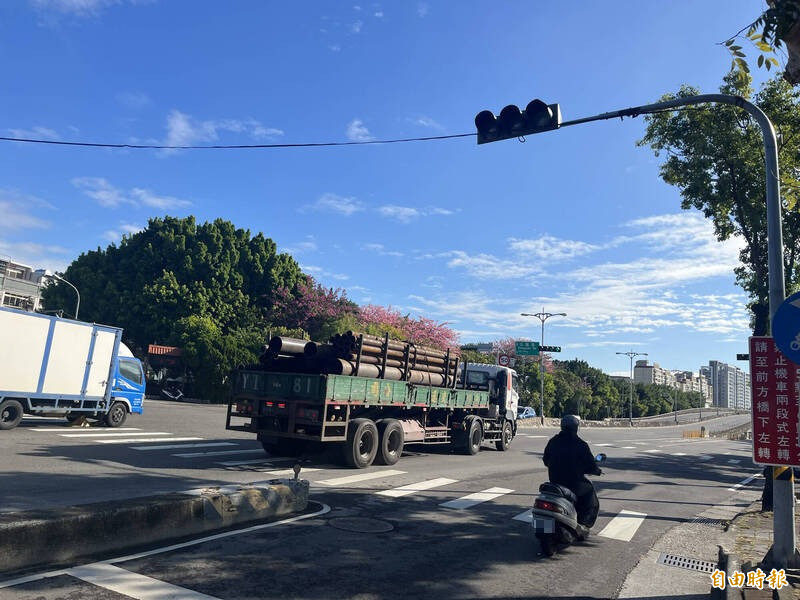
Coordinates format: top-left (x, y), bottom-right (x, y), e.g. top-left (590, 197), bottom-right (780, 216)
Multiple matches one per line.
top-left (495, 420), bottom-right (513, 451)
top-left (0, 399), bottom-right (23, 430)
top-left (464, 417), bottom-right (482, 455)
top-left (375, 419), bottom-right (404, 466)
top-left (343, 418), bottom-right (379, 468)
top-left (104, 401), bottom-right (128, 428)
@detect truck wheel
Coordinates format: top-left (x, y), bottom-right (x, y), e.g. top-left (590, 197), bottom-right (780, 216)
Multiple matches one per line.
top-left (0, 399), bottom-right (23, 430)
top-left (104, 401), bottom-right (128, 428)
top-left (464, 417), bottom-right (482, 455)
top-left (343, 418), bottom-right (378, 468)
top-left (375, 419), bottom-right (404, 466)
top-left (495, 420), bottom-right (513, 451)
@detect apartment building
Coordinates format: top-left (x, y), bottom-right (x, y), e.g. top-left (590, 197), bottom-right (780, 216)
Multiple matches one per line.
top-left (0, 258), bottom-right (46, 311)
top-left (701, 360), bottom-right (751, 410)
top-left (633, 359), bottom-right (714, 406)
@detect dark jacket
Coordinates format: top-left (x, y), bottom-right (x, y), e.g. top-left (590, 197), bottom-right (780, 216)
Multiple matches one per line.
top-left (542, 430), bottom-right (600, 488)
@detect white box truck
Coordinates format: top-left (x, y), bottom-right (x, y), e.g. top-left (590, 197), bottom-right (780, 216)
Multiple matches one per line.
top-left (0, 306), bottom-right (145, 430)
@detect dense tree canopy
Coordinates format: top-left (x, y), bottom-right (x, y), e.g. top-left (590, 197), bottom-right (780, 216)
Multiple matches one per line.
top-left (639, 73), bottom-right (800, 334)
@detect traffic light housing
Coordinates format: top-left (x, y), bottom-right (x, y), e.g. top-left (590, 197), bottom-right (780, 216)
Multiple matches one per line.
top-left (475, 99), bottom-right (561, 144)
top-left (540, 345), bottom-right (561, 353)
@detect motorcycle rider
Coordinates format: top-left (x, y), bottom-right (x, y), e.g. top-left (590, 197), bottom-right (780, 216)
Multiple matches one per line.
top-left (542, 414), bottom-right (602, 528)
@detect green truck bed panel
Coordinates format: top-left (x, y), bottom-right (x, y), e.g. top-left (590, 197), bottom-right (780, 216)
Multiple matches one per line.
top-left (234, 371), bottom-right (490, 410)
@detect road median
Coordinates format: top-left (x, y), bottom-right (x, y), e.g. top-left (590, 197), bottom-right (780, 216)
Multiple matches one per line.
top-left (0, 478), bottom-right (308, 575)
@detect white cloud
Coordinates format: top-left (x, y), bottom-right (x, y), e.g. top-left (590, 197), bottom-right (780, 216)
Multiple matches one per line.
top-left (351, 20), bottom-right (363, 33)
top-left (0, 239), bottom-right (71, 272)
top-left (329, 44), bottom-right (342, 52)
top-left (72, 177), bottom-right (192, 210)
top-left (8, 126), bottom-right (60, 140)
top-left (377, 205), bottom-right (454, 223)
top-left (447, 251), bottom-right (542, 280)
top-left (374, 11), bottom-right (383, 17)
top-left (299, 264), bottom-right (350, 281)
top-left (416, 2), bottom-right (428, 17)
top-left (161, 110), bottom-right (283, 154)
top-left (284, 237), bottom-right (318, 255)
top-left (0, 190), bottom-right (53, 231)
top-left (509, 235), bottom-right (600, 261)
top-left (30, 0), bottom-right (122, 17)
top-left (116, 91), bottom-right (151, 109)
top-left (346, 118), bottom-right (373, 142)
top-left (303, 192), bottom-right (364, 216)
top-left (103, 223), bottom-right (143, 241)
top-left (361, 243), bottom-right (403, 257)
top-left (409, 116), bottom-right (443, 130)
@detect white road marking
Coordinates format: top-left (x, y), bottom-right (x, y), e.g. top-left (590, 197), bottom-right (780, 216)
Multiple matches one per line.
top-left (620, 446), bottom-right (636, 449)
top-left (33, 427), bottom-right (141, 432)
top-left (98, 437), bottom-right (203, 444)
top-left (69, 564), bottom-right (220, 600)
top-left (133, 442), bottom-right (237, 451)
top-left (698, 455), bottom-right (713, 461)
top-left (259, 468), bottom-right (321, 477)
top-left (643, 449), bottom-right (661, 453)
top-left (173, 449), bottom-right (264, 458)
top-left (440, 487), bottom-right (514, 509)
top-left (512, 509), bottom-right (533, 523)
top-left (597, 510), bottom-right (647, 541)
top-left (728, 473), bottom-right (762, 492)
top-left (525, 435), bottom-right (547, 438)
top-left (728, 459), bottom-right (741, 464)
top-left (317, 470), bottom-right (406, 486)
top-left (0, 505), bottom-right (332, 591)
top-left (217, 457), bottom-right (296, 466)
top-left (594, 443), bottom-right (615, 447)
top-left (376, 477), bottom-right (458, 498)
top-left (672, 452), bottom-right (688, 456)
top-left (60, 432), bottom-right (172, 438)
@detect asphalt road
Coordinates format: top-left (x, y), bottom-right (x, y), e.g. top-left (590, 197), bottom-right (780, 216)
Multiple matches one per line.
top-left (0, 402), bottom-right (759, 599)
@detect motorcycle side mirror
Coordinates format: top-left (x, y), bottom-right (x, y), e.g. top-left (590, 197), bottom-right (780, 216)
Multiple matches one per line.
top-left (595, 453), bottom-right (607, 463)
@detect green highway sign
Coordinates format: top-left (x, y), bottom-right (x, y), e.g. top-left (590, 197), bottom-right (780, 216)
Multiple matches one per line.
top-left (515, 341), bottom-right (540, 356)
top-left (540, 345), bottom-right (561, 353)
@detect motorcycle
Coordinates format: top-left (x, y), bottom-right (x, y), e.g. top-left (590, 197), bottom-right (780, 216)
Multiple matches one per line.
top-left (531, 452), bottom-right (606, 556)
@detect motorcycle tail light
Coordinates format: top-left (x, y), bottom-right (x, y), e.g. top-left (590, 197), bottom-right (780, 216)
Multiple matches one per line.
top-left (534, 499), bottom-right (564, 513)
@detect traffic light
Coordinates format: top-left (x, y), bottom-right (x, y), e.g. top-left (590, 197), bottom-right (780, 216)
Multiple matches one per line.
top-left (540, 345), bottom-right (561, 353)
top-left (474, 99), bottom-right (561, 144)
top-left (736, 353), bottom-right (750, 361)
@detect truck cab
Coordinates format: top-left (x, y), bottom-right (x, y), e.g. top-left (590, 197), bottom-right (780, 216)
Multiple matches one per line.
top-left (112, 343), bottom-right (145, 418)
top-left (460, 363), bottom-right (520, 422)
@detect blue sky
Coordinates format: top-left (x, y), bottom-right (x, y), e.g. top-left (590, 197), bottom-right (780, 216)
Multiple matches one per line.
top-left (0, 1), bottom-right (772, 376)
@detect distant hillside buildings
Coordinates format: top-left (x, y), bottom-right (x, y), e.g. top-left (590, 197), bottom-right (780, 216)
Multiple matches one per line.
top-left (0, 258), bottom-right (46, 311)
top-left (632, 358), bottom-right (750, 410)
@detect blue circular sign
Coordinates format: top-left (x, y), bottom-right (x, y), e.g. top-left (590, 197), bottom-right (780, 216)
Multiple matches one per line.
top-left (772, 290), bottom-right (800, 364)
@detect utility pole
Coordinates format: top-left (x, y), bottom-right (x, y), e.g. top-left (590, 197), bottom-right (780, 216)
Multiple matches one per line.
top-left (616, 351), bottom-right (647, 426)
top-left (521, 309), bottom-right (566, 425)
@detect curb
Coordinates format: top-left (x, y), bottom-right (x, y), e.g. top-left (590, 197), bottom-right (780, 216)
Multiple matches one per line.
top-left (0, 479), bottom-right (309, 575)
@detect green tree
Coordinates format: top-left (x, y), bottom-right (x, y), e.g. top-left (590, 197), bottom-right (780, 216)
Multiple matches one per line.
top-left (639, 73), bottom-right (800, 334)
top-left (42, 216), bottom-right (304, 399)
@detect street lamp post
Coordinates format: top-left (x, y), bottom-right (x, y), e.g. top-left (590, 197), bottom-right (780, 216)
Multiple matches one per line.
top-left (44, 271), bottom-right (80, 320)
top-left (616, 350), bottom-right (647, 426)
top-left (521, 309), bottom-right (566, 426)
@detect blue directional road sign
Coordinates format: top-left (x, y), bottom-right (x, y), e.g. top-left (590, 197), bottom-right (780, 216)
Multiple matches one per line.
top-left (772, 290), bottom-right (800, 364)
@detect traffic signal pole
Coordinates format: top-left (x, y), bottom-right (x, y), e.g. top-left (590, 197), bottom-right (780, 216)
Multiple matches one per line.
top-left (481, 93), bottom-right (795, 568)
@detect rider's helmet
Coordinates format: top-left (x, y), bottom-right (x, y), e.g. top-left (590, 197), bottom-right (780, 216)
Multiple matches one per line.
top-left (561, 414), bottom-right (580, 433)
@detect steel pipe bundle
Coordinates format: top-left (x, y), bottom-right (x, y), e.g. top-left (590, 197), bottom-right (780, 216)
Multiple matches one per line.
top-left (261, 332), bottom-right (460, 387)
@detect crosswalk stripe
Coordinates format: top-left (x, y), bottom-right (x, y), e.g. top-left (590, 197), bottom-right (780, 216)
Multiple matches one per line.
top-left (376, 477), bottom-right (457, 498)
top-left (643, 449), bottom-right (661, 453)
top-left (620, 446), bottom-right (636, 449)
top-left (525, 435), bottom-right (546, 438)
top-left (69, 563), bottom-right (221, 600)
top-left (133, 442), bottom-right (237, 451)
top-left (594, 443), bottom-right (615, 447)
top-left (672, 452), bottom-right (688, 456)
top-left (512, 509), bottom-right (533, 523)
top-left (597, 510), bottom-right (647, 541)
top-left (260, 467), bottom-right (321, 477)
top-left (33, 427), bottom-right (141, 432)
top-left (60, 432), bottom-right (172, 438)
top-left (173, 449), bottom-right (263, 458)
top-left (98, 437), bottom-right (203, 444)
top-left (440, 487), bottom-right (513, 509)
top-left (317, 470), bottom-right (406, 486)
top-left (728, 473), bottom-right (761, 492)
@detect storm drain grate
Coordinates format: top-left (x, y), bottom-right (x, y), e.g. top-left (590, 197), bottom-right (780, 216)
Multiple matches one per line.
top-left (690, 517), bottom-right (728, 527)
top-left (657, 553), bottom-right (717, 573)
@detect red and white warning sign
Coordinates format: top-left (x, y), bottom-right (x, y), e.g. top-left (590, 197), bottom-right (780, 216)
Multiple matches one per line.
top-left (749, 336), bottom-right (800, 467)
top-left (498, 354), bottom-right (510, 367)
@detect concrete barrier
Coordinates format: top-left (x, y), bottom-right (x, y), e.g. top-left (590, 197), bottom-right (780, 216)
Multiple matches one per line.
top-left (0, 479), bottom-right (309, 575)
